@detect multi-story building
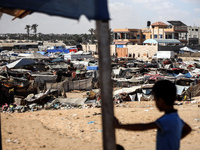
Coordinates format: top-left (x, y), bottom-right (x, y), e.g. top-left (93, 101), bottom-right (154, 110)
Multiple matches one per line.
top-left (112, 21), bottom-right (190, 57)
top-left (142, 21), bottom-right (188, 45)
top-left (113, 28), bottom-right (143, 45)
top-left (113, 21), bottom-right (188, 46)
top-left (187, 26), bottom-right (200, 45)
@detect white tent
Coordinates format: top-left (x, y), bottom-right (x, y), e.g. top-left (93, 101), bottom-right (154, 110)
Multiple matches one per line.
top-left (6, 58), bottom-right (35, 68)
top-left (180, 46), bottom-right (198, 53)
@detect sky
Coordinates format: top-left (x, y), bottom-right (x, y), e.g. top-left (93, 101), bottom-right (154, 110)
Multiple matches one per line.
top-left (0, 0), bottom-right (200, 34)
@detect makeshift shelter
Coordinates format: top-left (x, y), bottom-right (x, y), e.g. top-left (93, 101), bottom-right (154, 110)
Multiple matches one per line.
top-left (25, 53), bottom-right (48, 59)
top-left (180, 46), bottom-right (198, 53)
top-left (0, 1), bottom-right (114, 149)
top-left (6, 58), bottom-right (35, 69)
top-left (143, 39), bottom-right (181, 45)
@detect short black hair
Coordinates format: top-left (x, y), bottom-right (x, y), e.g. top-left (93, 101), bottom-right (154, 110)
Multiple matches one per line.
top-left (116, 144), bottom-right (124, 150)
top-left (152, 80), bottom-right (176, 106)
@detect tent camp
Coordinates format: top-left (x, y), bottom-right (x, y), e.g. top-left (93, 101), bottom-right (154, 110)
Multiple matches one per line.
top-left (6, 58), bottom-right (35, 68)
top-left (0, 1), bottom-right (114, 149)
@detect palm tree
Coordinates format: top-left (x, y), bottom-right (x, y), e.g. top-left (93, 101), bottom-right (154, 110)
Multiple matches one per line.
top-left (88, 28), bottom-right (95, 44)
top-left (31, 24), bottom-right (38, 41)
top-left (88, 28), bottom-right (94, 35)
top-left (25, 25), bottom-right (30, 40)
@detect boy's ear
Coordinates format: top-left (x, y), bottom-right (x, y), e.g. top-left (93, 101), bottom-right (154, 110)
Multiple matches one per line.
top-left (158, 97), bottom-right (167, 105)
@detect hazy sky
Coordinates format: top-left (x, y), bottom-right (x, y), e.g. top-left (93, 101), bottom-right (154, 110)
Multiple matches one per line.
top-left (0, 0), bottom-right (200, 34)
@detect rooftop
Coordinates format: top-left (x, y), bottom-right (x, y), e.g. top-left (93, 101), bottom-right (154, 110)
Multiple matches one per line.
top-left (143, 39), bottom-right (181, 44)
top-left (167, 21), bottom-right (187, 26)
top-left (151, 22), bottom-right (168, 27)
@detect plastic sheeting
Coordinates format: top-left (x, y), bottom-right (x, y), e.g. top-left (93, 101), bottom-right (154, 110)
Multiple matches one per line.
top-left (6, 58), bottom-right (35, 68)
top-left (176, 85), bottom-right (190, 95)
top-left (68, 77), bottom-right (92, 91)
top-left (53, 98), bottom-right (87, 106)
top-left (0, 0), bottom-right (110, 20)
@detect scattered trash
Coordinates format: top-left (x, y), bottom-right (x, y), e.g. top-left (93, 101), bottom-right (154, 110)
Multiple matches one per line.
top-left (87, 121), bottom-right (95, 124)
top-left (95, 129), bottom-right (102, 132)
top-left (174, 102), bottom-right (183, 105)
top-left (6, 139), bottom-right (20, 144)
top-left (92, 112), bottom-right (101, 116)
top-left (194, 119), bottom-right (200, 122)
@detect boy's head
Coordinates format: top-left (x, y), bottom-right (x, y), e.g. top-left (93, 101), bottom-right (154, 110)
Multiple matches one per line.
top-left (116, 144), bottom-right (124, 150)
top-left (152, 80), bottom-right (176, 107)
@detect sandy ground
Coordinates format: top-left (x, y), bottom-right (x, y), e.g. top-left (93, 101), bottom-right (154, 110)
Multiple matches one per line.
top-left (1, 92), bottom-right (200, 150)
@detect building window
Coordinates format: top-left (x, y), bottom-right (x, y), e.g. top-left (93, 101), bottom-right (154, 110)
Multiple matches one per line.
top-left (192, 29), bottom-right (194, 31)
top-left (137, 35), bottom-right (140, 39)
top-left (193, 35), bottom-right (197, 38)
top-left (195, 29), bottom-right (198, 31)
top-left (168, 35), bottom-right (172, 39)
top-left (159, 34), bottom-right (162, 38)
top-left (132, 36), bottom-right (136, 39)
top-left (143, 35), bottom-right (146, 39)
top-left (154, 34), bottom-right (157, 38)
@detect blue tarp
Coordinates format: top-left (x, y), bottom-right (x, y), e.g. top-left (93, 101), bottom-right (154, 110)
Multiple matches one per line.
top-left (116, 45), bottom-right (124, 48)
top-left (173, 73), bottom-right (192, 78)
top-left (37, 51), bottom-right (46, 55)
top-left (0, 0), bottom-right (110, 20)
top-left (87, 66), bottom-right (98, 70)
top-left (184, 72), bottom-right (192, 78)
top-left (47, 49), bottom-right (70, 53)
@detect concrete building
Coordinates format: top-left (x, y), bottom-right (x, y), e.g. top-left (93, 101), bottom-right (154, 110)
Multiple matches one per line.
top-left (113, 29), bottom-right (143, 45)
top-left (112, 21), bottom-right (188, 57)
top-left (113, 21), bottom-right (188, 46)
top-left (187, 26), bottom-right (200, 45)
top-left (142, 21), bottom-right (188, 45)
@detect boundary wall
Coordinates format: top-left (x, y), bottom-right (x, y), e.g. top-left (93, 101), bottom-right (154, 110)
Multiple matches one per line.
top-left (82, 44), bottom-right (158, 59)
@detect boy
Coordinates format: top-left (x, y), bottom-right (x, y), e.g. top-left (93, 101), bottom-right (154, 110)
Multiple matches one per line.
top-left (115, 80), bottom-right (191, 150)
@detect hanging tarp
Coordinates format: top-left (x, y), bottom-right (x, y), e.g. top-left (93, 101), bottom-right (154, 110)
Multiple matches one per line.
top-left (33, 74), bottom-right (57, 83)
top-left (0, 0), bottom-right (110, 20)
top-left (69, 77), bottom-right (92, 91)
top-left (176, 85), bottom-right (190, 95)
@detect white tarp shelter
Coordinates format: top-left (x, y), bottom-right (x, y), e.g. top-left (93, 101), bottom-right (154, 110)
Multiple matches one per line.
top-left (180, 46), bottom-right (198, 53)
top-left (6, 58), bottom-right (35, 68)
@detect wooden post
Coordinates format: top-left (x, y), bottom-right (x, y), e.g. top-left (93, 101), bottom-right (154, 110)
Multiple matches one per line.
top-left (96, 20), bottom-right (116, 150)
top-left (0, 113), bottom-right (2, 150)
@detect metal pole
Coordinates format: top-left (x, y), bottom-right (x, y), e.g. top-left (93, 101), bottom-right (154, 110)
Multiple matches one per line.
top-left (96, 20), bottom-right (116, 150)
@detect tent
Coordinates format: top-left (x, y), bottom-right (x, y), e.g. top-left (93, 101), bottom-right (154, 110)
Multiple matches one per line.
top-left (180, 46), bottom-right (198, 53)
top-left (0, 1), bottom-right (114, 150)
top-left (6, 58), bottom-right (35, 68)
top-left (143, 39), bottom-right (181, 45)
